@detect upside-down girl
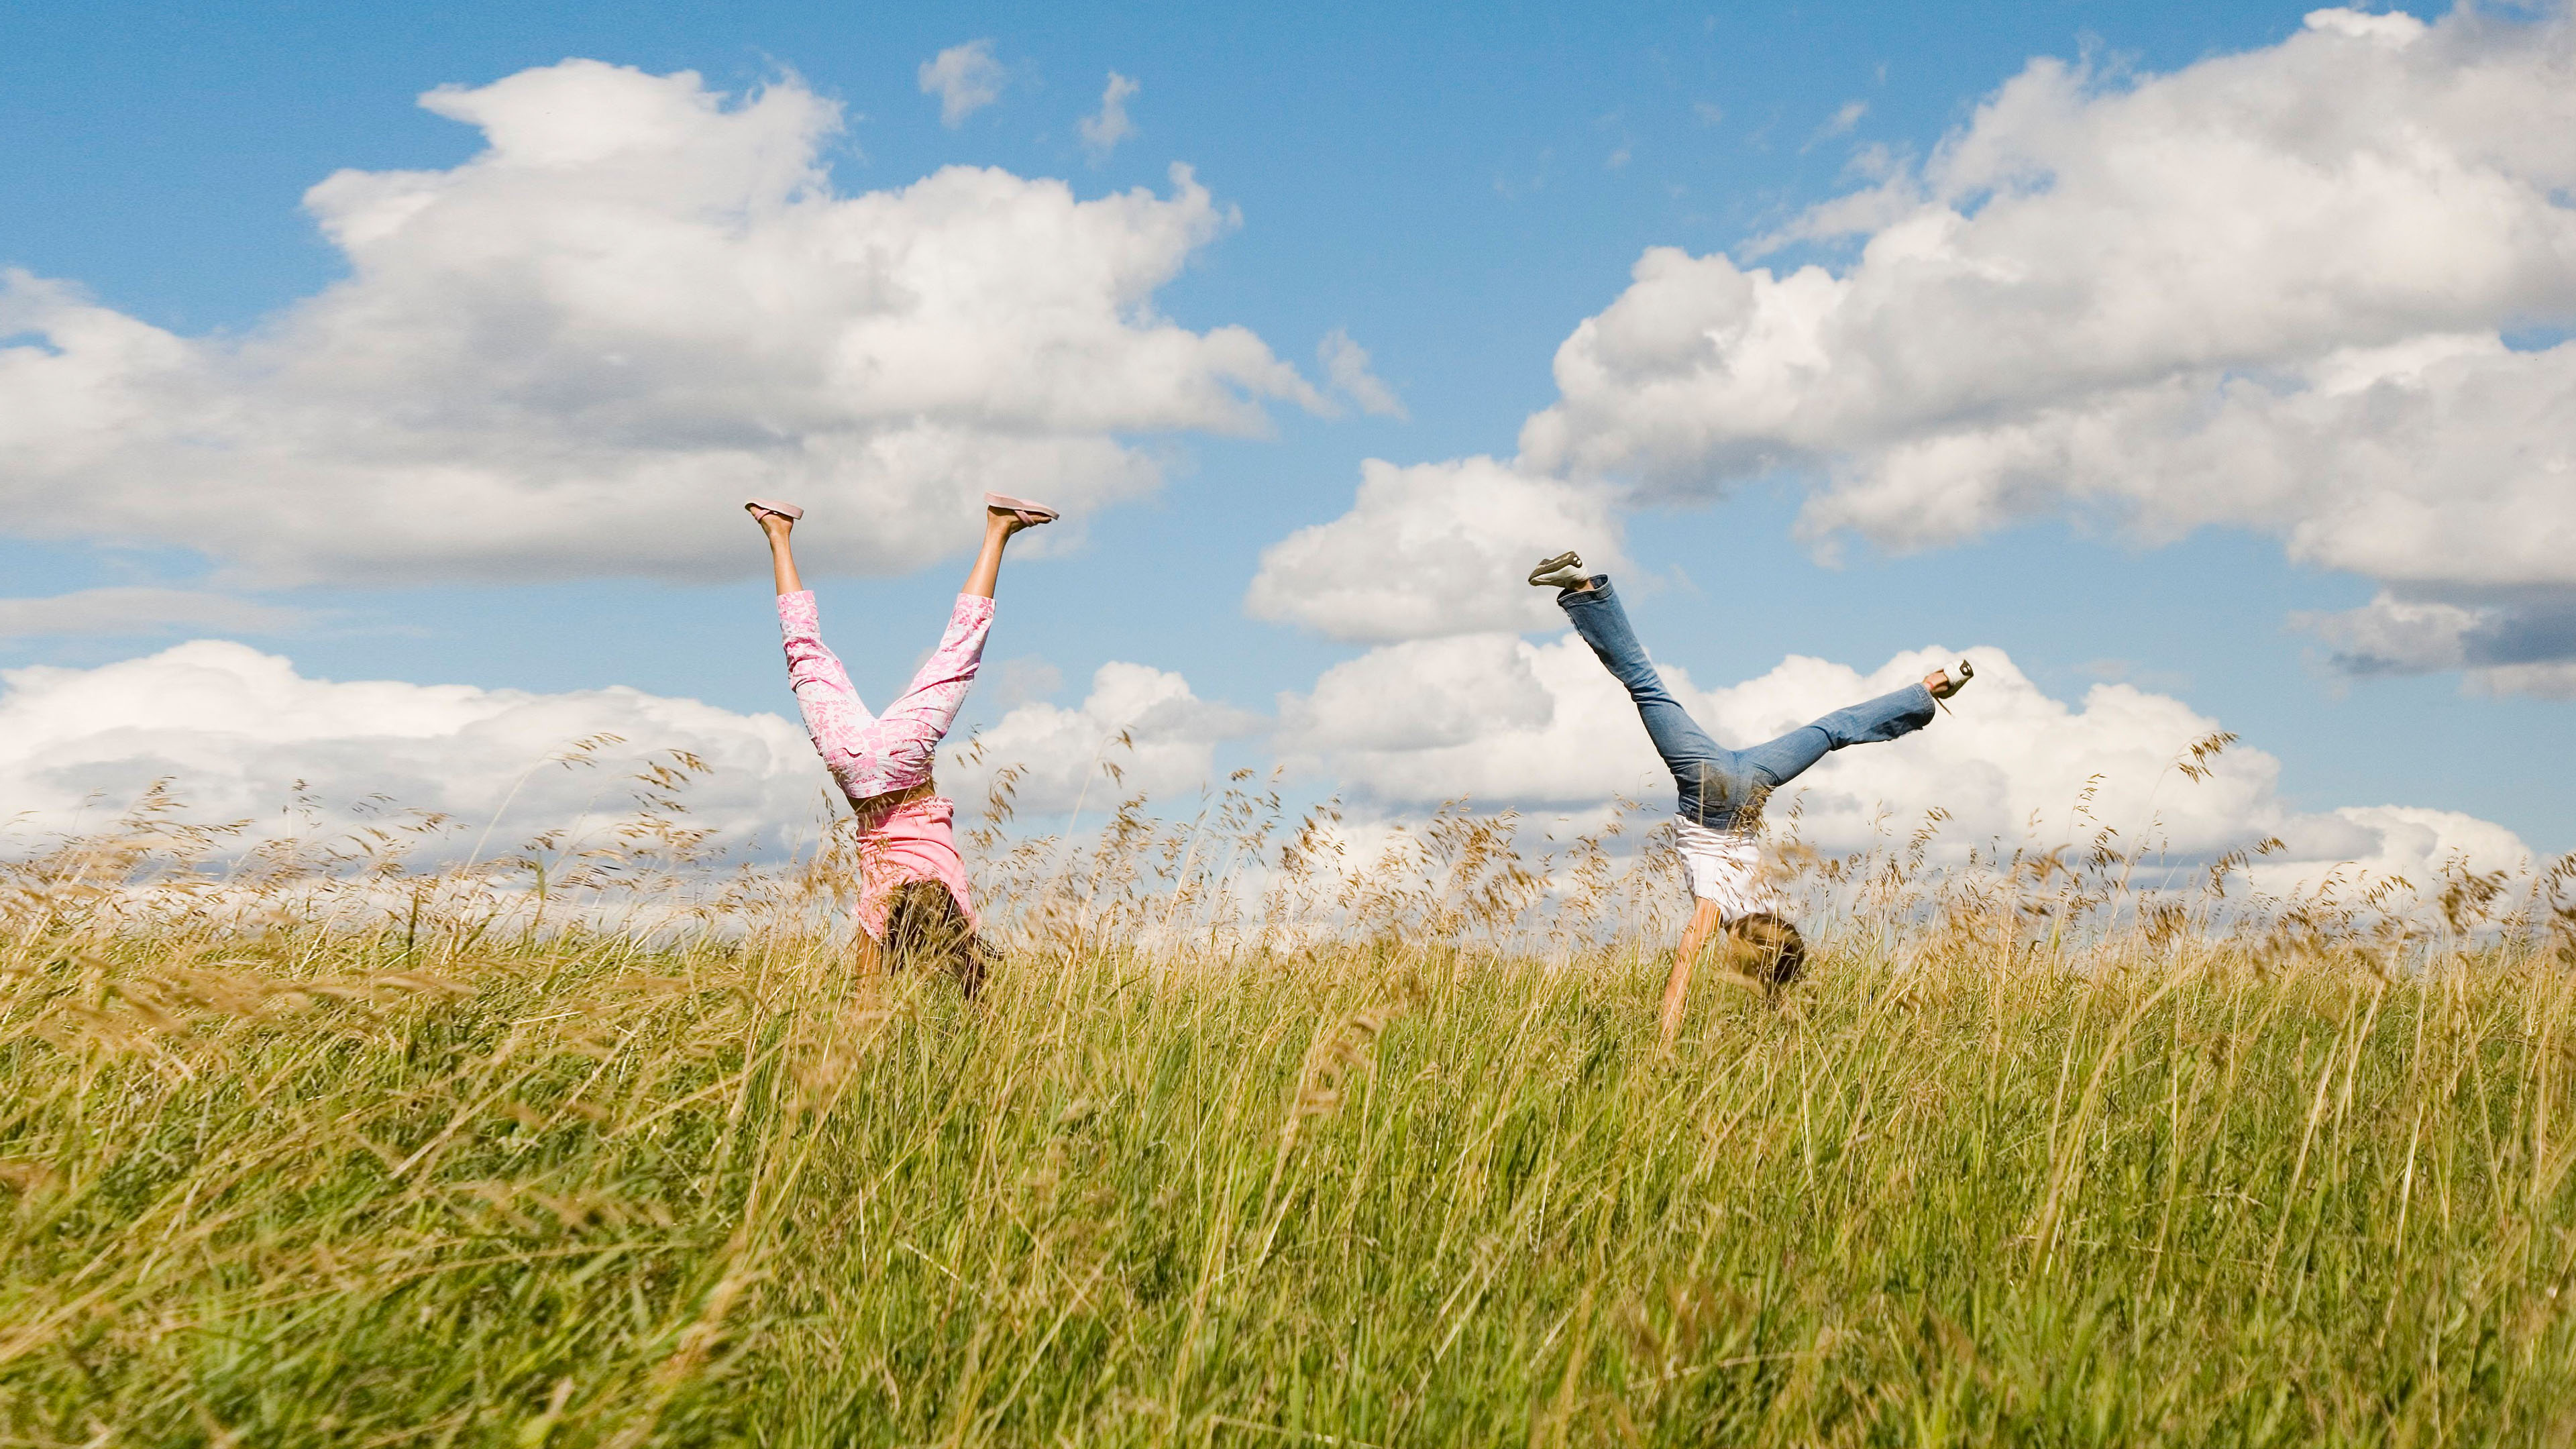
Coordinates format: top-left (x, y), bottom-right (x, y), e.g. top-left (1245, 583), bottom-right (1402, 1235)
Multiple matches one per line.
top-left (1527, 551), bottom-right (1974, 1041)
top-left (747, 493), bottom-right (1059, 996)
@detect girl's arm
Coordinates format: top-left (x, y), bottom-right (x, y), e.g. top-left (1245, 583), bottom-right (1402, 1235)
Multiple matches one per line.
top-left (1660, 897), bottom-right (1724, 1044)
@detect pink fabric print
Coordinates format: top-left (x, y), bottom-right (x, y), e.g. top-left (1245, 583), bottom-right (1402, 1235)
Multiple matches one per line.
top-left (778, 590), bottom-right (992, 800)
top-left (777, 589), bottom-right (994, 935)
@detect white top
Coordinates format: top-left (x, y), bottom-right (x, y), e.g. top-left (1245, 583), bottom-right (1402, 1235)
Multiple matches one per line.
top-left (1671, 817), bottom-right (1785, 922)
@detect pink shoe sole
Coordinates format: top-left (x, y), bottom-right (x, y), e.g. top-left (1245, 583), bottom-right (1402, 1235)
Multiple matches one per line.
top-left (983, 492), bottom-right (1061, 525)
top-left (745, 497), bottom-right (804, 520)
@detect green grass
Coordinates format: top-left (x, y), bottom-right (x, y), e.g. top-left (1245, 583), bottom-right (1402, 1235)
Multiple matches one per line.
top-left (6, 910), bottom-right (2575, 1446)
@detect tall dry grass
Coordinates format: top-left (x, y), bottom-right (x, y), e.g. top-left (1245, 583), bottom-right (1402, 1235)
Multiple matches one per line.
top-left (3, 751), bottom-right (2575, 1446)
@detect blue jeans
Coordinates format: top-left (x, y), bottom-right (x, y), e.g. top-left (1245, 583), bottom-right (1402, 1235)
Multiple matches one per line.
top-left (1558, 578), bottom-right (1935, 830)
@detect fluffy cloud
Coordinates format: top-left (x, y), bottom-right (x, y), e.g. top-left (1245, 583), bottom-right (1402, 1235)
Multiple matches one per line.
top-left (1079, 73), bottom-right (1140, 162)
top-left (0, 61), bottom-right (1322, 587)
top-left (1806, 100), bottom-right (1868, 148)
top-left (1318, 327), bottom-right (1407, 419)
top-left (1, 636), bottom-right (2528, 911)
top-left (0, 639), bottom-right (1251, 855)
top-left (0, 588), bottom-right (311, 639)
top-left (952, 661), bottom-right (1260, 814)
top-left (2252, 804), bottom-right (2538, 899)
top-left (2298, 588), bottom-right (2576, 699)
top-left (919, 40), bottom-right (1007, 126)
top-left (1275, 630), bottom-right (2531, 877)
top-left (1516, 5), bottom-right (2576, 692)
top-left (1244, 457), bottom-right (1626, 642)
top-left (0, 641), bottom-right (829, 853)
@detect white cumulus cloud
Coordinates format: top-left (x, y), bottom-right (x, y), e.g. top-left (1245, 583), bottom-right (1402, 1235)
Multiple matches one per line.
top-left (1245, 457), bottom-right (1627, 643)
top-left (0, 60), bottom-right (1325, 587)
top-left (919, 40), bottom-right (1007, 126)
top-left (1079, 72), bottom-right (1140, 162)
top-left (2296, 588), bottom-right (2576, 699)
top-left (1515, 4), bottom-right (2576, 693)
top-left (0, 588), bottom-right (313, 639)
top-left (0, 637), bottom-right (2530, 913)
top-left (0, 639), bottom-right (1254, 856)
top-left (1805, 99), bottom-right (1868, 148)
top-left (0, 641), bottom-right (829, 853)
top-left (951, 660), bottom-right (1260, 815)
top-left (2253, 804), bottom-right (2537, 898)
top-left (1318, 327), bottom-right (1407, 419)
top-left (1275, 628), bottom-right (2531, 878)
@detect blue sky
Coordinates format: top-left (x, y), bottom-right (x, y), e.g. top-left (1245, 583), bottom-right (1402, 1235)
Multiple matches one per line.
top-left (3, 0), bottom-right (2571, 867)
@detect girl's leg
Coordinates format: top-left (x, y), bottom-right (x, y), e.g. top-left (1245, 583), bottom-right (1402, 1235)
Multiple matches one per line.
top-left (759, 508), bottom-right (805, 595)
top-left (757, 508), bottom-right (881, 786)
top-left (1556, 576), bottom-right (1743, 824)
top-left (861, 593), bottom-right (997, 789)
top-left (963, 504), bottom-right (1030, 600)
top-left (852, 504), bottom-right (1028, 788)
top-left (1735, 682), bottom-right (1937, 790)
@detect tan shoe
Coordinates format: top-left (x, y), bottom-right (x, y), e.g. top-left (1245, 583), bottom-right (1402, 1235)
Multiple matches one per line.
top-left (1526, 551), bottom-right (1589, 589)
top-left (984, 492), bottom-right (1061, 525)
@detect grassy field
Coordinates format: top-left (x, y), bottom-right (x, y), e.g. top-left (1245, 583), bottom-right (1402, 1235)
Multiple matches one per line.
top-left (5, 789), bottom-right (2576, 1446)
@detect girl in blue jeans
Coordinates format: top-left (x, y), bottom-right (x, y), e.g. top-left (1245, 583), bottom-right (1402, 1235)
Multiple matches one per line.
top-left (1528, 551), bottom-right (1973, 1039)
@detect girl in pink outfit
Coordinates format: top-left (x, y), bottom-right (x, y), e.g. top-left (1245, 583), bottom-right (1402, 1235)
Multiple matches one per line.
top-left (748, 494), bottom-right (1056, 995)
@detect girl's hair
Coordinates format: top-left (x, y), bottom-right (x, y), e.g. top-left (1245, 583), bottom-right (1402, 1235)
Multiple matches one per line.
top-left (1728, 912), bottom-right (1807, 991)
top-left (880, 879), bottom-right (987, 998)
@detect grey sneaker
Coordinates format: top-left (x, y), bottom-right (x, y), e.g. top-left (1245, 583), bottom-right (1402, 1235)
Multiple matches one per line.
top-left (1527, 551), bottom-right (1589, 590)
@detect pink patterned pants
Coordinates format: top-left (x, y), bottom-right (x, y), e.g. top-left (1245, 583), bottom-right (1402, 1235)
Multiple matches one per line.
top-left (777, 590), bottom-right (994, 803)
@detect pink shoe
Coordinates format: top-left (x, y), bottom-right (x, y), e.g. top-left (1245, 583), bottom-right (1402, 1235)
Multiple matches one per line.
top-left (983, 492), bottom-right (1061, 525)
top-left (744, 497), bottom-right (804, 521)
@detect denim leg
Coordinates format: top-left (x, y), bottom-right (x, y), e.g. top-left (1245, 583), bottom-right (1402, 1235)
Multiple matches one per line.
top-left (1556, 579), bottom-right (1743, 823)
top-left (1736, 682), bottom-right (1937, 790)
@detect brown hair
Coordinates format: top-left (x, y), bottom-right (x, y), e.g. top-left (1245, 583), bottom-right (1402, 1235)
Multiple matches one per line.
top-left (879, 879), bottom-right (987, 999)
top-left (1728, 912), bottom-right (1807, 992)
